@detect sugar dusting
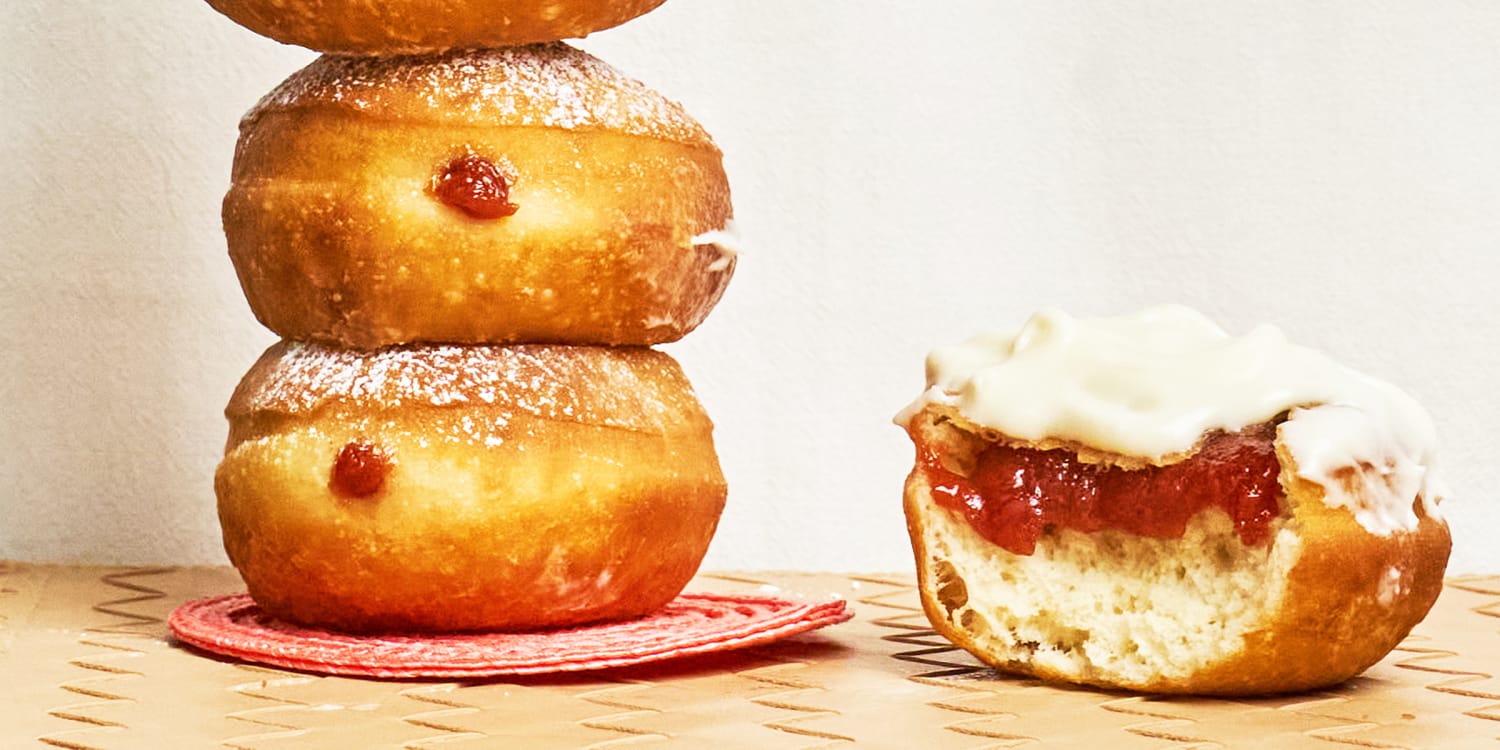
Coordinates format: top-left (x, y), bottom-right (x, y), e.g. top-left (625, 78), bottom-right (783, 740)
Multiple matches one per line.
top-left (244, 43), bottom-right (716, 146)
top-left (228, 341), bottom-right (701, 435)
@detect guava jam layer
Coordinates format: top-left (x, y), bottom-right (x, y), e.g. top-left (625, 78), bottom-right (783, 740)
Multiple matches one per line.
top-left (914, 423), bottom-right (1283, 555)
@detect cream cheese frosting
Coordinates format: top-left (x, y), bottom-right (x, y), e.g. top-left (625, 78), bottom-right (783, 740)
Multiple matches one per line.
top-left (900, 305), bottom-right (1442, 534)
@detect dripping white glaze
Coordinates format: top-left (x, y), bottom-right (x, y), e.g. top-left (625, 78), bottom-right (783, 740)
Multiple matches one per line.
top-left (692, 219), bottom-right (740, 274)
top-left (899, 305), bottom-right (1442, 534)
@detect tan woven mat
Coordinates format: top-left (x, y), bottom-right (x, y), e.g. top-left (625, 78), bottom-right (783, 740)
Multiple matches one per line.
top-left (2, 563), bottom-right (1496, 748)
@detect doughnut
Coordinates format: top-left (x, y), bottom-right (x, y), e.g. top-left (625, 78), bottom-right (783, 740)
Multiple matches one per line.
top-left (223, 43), bottom-right (736, 349)
top-left (202, 0), bottom-right (670, 53)
top-left (896, 306), bottom-right (1451, 695)
top-left (214, 340), bottom-right (727, 633)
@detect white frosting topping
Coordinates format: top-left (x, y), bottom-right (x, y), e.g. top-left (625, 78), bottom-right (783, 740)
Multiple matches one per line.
top-left (902, 305), bottom-right (1442, 534)
top-left (692, 219), bottom-right (742, 255)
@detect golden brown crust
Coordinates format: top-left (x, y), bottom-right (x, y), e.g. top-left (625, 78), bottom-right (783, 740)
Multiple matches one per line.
top-left (203, 0), bottom-right (668, 53)
top-left (225, 45), bottom-right (735, 349)
top-left (1186, 451), bottom-right (1451, 694)
top-left (216, 343), bottom-right (726, 632)
top-left (903, 405), bottom-right (1451, 695)
top-left (904, 471), bottom-right (983, 661)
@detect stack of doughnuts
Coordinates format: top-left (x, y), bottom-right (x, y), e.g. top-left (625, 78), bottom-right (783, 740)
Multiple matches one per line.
top-left (205, 0), bottom-right (738, 632)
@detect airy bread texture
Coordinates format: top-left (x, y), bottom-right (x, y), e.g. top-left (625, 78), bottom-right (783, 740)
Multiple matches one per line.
top-left (904, 406), bottom-right (1451, 695)
top-left (216, 342), bottom-right (726, 633)
top-left (225, 44), bottom-right (735, 349)
top-left (203, 0), bottom-right (668, 53)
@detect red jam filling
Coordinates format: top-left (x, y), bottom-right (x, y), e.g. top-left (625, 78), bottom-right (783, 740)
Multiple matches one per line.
top-left (330, 440), bottom-right (391, 499)
top-left (915, 423), bottom-right (1283, 555)
top-left (432, 154), bottom-right (519, 219)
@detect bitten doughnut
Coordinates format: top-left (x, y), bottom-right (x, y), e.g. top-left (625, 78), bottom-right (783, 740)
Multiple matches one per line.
top-left (897, 306), bottom-right (1451, 695)
top-left (203, 0), bottom-right (669, 53)
top-left (215, 341), bottom-right (727, 633)
top-left (224, 43), bottom-right (736, 349)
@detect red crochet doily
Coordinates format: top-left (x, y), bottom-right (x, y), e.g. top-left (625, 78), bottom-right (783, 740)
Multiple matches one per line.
top-left (169, 592), bottom-right (851, 678)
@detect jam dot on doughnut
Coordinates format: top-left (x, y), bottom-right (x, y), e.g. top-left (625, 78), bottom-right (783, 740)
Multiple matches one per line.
top-left (432, 154), bottom-right (519, 220)
top-left (331, 440), bottom-right (392, 499)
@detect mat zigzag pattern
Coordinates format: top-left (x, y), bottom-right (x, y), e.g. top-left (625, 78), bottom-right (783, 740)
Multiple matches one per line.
top-left (1, 565), bottom-right (1497, 748)
top-left (397, 684), bottom-right (489, 748)
top-left (0, 561), bottom-right (21, 649)
top-left (574, 682), bottom-right (674, 744)
top-left (37, 567), bottom-right (175, 750)
top-left (220, 667), bottom-right (318, 748)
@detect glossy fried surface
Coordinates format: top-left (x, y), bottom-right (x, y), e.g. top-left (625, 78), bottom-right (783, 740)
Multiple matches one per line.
top-left (226, 45), bottom-right (735, 348)
top-left (204, 0), bottom-right (669, 53)
top-left (217, 343), bottom-right (727, 633)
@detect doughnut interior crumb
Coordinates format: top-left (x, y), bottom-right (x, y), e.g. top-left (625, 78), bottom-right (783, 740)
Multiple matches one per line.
top-left (918, 490), bottom-right (1300, 687)
top-left (903, 403), bottom-right (1450, 695)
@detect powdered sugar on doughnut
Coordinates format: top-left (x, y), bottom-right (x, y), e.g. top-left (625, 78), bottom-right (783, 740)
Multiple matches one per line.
top-left (228, 341), bottom-right (702, 436)
top-left (244, 43), bottom-right (716, 146)
top-left (901, 305), bottom-right (1443, 535)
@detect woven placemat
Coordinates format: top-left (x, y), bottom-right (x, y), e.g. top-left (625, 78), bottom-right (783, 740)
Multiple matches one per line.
top-left (168, 591), bottom-right (853, 678)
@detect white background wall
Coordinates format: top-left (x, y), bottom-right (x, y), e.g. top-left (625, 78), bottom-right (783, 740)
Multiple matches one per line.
top-left (3, 1), bottom-right (1497, 573)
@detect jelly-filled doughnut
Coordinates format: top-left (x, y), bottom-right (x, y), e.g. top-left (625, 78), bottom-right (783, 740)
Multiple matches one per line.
top-left (224, 43), bottom-right (736, 349)
top-left (215, 341), bottom-right (727, 633)
top-left (203, 0), bottom-right (669, 53)
top-left (896, 306), bottom-right (1450, 695)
